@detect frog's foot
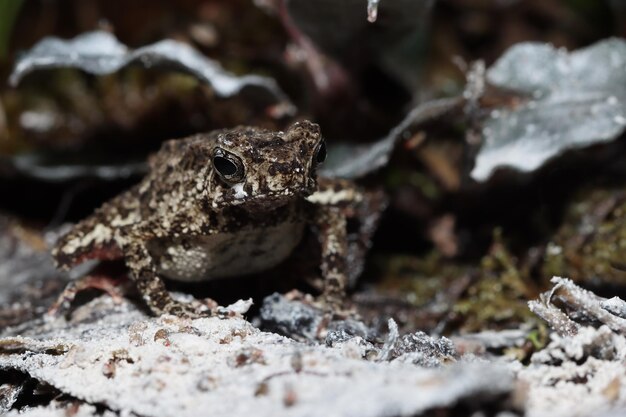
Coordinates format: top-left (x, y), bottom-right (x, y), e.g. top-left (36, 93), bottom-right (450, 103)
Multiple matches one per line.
top-left (47, 274), bottom-right (128, 317)
top-left (307, 293), bottom-right (365, 341)
top-left (288, 290), bottom-right (358, 321)
top-left (320, 295), bottom-right (359, 320)
top-left (160, 297), bottom-right (216, 319)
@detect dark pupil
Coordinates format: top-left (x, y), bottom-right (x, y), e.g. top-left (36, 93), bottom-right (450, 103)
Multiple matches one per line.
top-left (214, 156), bottom-right (238, 176)
top-left (316, 141), bottom-right (327, 163)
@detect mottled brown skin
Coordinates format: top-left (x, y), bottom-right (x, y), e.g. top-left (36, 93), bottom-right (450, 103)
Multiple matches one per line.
top-left (52, 121), bottom-right (374, 317)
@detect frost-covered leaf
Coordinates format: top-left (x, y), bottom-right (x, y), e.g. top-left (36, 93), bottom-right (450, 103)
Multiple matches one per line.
top-left (322, 96), bottom-right (463, 179)
top-left (10, 31), bottom-right (291, 106)
top-left (0, 379), bottom-right (25, 414)
top-left (0, 299), bottom-right (514, 417)
top-left (471, 38), bottom-right (626, 181)
top-left (5, 152), bottom-right (146, 182)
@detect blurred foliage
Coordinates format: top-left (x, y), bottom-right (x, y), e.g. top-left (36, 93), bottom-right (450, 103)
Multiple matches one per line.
top-left (0, 0), bottom-right (23, 59)
top-left (543, 188), bottom-right (626, 288)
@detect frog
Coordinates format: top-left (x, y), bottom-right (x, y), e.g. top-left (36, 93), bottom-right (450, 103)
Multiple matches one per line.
top-left (52, 121), bottom-right (384, 317)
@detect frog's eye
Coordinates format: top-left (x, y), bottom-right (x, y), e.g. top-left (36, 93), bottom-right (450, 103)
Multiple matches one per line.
top-left (213, 148), bottom-right (245, 183)
top-left (315, 140), bottom-right (327, 164)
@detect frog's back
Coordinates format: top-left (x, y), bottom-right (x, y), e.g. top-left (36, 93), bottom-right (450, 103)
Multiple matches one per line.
top-left (52, 132), bottom-right (224, 270)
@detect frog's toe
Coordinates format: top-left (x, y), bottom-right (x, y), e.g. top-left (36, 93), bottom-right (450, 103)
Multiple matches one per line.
top-left (311, 293), bottom-right (357, 319)
top-left (162, 300), bottom-right (214, 318)
top-left (48, 273), bottom-right (129, 318)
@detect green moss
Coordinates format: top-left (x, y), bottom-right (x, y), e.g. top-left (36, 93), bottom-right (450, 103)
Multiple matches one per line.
top-left (542, 189), bottom-right (626, 286)
top-left (374, 231), bottom-right (540, 333)
top-left (374, 251), bottom-right (462, 307)
top-left (451, 229), bottom-right (539, 332)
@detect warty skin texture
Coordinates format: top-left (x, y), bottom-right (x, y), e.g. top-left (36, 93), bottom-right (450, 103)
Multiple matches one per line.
top-left (53, 121), bottom-right (380, 316)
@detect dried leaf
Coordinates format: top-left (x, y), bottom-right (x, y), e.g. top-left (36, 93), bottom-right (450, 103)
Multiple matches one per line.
top-left (10, 31), bottom-right (292, 107)
top-left (5, 152), bottom-right (146, 182)
top-left (321, 96), bottom-right (463, 179)
top-left (472, 38), bottom-right (626, 181)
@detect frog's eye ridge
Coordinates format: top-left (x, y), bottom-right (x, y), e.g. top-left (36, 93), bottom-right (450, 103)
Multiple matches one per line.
top-left (315, 140), bottom-right (327, 164)
top-left (213, 148), bottom-right (245, 183)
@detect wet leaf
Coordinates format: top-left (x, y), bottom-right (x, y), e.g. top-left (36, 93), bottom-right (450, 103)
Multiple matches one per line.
top-left (472, 38), bottom-right (626, 181)
top-left (10, 31), bottom-right (292, 108)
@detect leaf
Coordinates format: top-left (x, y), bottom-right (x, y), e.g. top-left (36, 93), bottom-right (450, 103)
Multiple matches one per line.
top-left (5, 152), bottom-right (146, 182)
top-left (471, 38), bottom-right (626, 181)
top-left (0, 299), bottom-right (515, 417)
top-left (321, 96), bottom-right (463, 179)
top-left (10, 31), bottom-right (292, 107)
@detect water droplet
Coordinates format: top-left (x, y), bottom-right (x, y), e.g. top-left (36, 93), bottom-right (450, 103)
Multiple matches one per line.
top-left (367, 0), bottom-right (380, 23)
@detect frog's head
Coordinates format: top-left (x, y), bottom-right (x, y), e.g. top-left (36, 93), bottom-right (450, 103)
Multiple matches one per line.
top-left (208, 121), bottom-right (326, 210)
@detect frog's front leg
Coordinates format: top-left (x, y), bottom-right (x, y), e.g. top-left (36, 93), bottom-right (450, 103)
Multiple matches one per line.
top-left (119, 228), bottom-right (212, 317)
top-left (309, 178), bottom-right (387, 310)
top-left (308, 178), bottom-right (367, 309)
top-left (315, 206), bottom-right (350, 307)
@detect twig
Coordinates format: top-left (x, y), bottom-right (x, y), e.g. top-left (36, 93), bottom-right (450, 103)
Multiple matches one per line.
top-left (530, 277), bottom-right (626, 336)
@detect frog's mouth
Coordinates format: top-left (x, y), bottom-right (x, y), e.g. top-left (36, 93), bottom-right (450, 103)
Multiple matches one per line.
top-left (229, 179), bottom-right (315, 201)
top-left (236, 189), bottom-right (311, 206)
top-left (210, 177), bottom-right (316, 210)
top-left (226, 186), bottom-right (315, 212)
top-left (238, 199), bottom-right (289, 213)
